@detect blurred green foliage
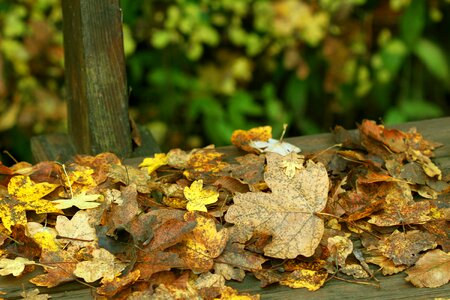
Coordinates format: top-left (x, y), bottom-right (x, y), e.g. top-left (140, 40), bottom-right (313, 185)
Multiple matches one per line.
top-left (0, 0), bottom-right (449, 162)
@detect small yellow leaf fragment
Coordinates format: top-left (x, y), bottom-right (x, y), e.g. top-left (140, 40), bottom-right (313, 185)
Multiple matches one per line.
top-left (33, 232), bottom-right (60, 252)
top-left (183, 180), bottom-right (219, 212)
top-left (280, 269), bottom-right (327, 291)
top-left (139, 153), bottom-right (168, 175)
top-left (26, 222), bottom-right (60, 252)
top-left (0, 257), bottom-right (35, 276)
top-left (281, 154), bottom-right (304, 179)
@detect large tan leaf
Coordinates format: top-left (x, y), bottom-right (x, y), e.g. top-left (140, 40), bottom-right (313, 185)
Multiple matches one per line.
top-left (225, 152), bottom-right (329, 259)
top-left (405, 249), bottom-right (450, 288)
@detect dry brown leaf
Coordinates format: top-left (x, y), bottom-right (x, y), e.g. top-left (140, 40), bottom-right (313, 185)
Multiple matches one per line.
top-left (226, 152), bottom-right (329, 259)
top-left (365, 255), bottom-right (407, 275)
top-left (133, 250), bottom-right (184, 280)
top-left (173, 212), bottom-right (229, 272)
top-left (97, 270), bottom-right (140, 297)
top-left (378, 230), bottom-right (437, 266)
top-left (405, 249), bottom-right (450, 288)
top-left (30, 249), bottom-right (77, 288)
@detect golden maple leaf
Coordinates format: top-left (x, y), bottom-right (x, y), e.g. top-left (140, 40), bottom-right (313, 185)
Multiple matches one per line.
top-left (183, 180), bottom-right (219, 212)
top-left (0, 175), bottom-right (60, 232)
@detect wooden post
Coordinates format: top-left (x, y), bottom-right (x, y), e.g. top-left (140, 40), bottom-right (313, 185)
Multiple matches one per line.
top-left (62, 0), bottom-right (131, 156)
top-left (31, 0), bottom-right (159, 162)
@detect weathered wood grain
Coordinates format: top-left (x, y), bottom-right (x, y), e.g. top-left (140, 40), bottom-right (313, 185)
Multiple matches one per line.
top-left (62, 0), bottom-right (131, 157)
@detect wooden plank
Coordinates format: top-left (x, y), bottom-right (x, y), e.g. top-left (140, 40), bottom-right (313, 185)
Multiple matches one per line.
top-left (228, 273), bottom-right (450, 299)
top-left (62, 0), bottom-right (131, 157)
top-left (30, 133), bottom-right (76, 163)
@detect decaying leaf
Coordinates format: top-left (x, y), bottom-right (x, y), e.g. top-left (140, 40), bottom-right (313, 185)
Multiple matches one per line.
top-left (30, 249), bottom-right (77, 288)
top-left (405, 249), bottom-right (450, 288)
top-left (183, 147), bottom-right (229, 182)
top-left (231, 126), bottom-right (272, 153)
top-left (378, 230), bottom-right (437, 266)
top-left (174, 212), bottom-right (229, 273)
top-left (97, 270), bottom-right (141, 297)
top-left (0, 175), bottom-right (60, 232)
top-left (226, 152), bottom-right (329, 259)
top-left (279, 269), bottom-right (328, 291)
top-left (26, 222), bottom-right (60, 252)
top-left (184, 180), bottom-right (219, 212)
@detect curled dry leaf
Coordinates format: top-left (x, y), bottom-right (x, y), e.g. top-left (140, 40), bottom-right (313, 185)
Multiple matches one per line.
top-left (231, 126), bottom-right (272, 153)
top-left (226, 152), bottom-right (329, 259)
top-left (405, 249), bottom-right (450, 288)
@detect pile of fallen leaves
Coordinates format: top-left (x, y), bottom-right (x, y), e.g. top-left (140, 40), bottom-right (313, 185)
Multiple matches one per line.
top-left (0, 120), bottom-right (449, 299)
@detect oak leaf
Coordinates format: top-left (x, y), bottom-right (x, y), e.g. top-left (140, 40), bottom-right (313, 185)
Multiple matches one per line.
top-left (184, 180), bottom-right (219, 212)
top-left (225, 152), bottom-right (329, 259)
top-left (405, 249), bottom-right (450, 288)
top-left (0, 175), bottom-right (60, 232)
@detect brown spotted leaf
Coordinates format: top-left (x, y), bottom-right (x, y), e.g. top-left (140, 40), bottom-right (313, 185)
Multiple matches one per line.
top-left (225, 152), bottom-right (329, 259)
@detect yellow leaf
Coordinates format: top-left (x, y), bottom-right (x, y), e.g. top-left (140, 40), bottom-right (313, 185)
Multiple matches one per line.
top-left (27, 222), bottom-right (60, 252)
top-left (279, 269), bottom-right (327, 291)
top-left (8, 175), bottom-right (59, 202)
top-left (0, 257), bottom-right (35, 276)
top-left (174, 212), bottom-right (228, 272)
top-left (139, 153), bottom-right (168, 175)
top-left (183, 180), bottom-right (219, 212)
top-left (0, 176), bottom-right (60, 232)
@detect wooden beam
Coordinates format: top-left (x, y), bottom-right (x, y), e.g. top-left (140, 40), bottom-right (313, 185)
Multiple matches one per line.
top-left (61, 0), bottom-right (131, 157)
